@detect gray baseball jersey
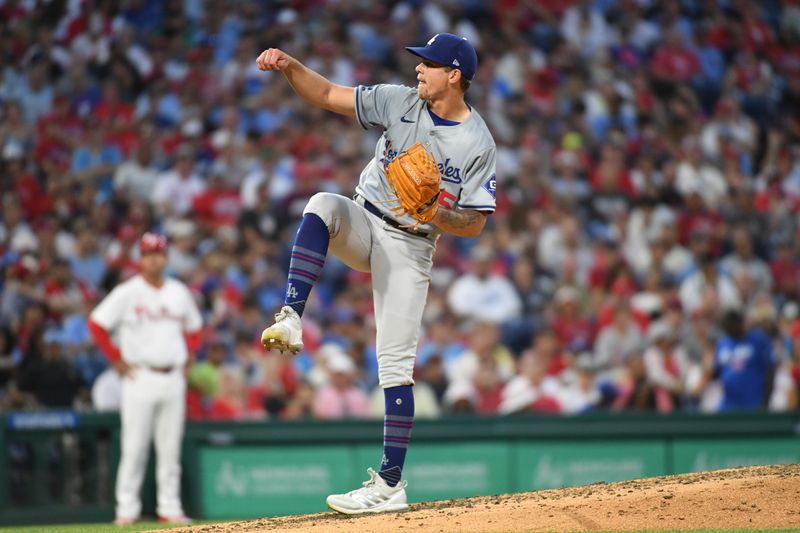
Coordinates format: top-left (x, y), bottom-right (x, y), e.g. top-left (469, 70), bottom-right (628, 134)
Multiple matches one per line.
top-left (353, 84), bottom-right (497, 235)
top-left (300, 84), bottom-right (496, 387)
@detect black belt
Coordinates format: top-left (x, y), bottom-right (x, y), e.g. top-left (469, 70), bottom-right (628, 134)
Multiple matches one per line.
top-left (140, 365), bottom-right (174, 374)
top-left (359, 196), bottom-right (431, 239)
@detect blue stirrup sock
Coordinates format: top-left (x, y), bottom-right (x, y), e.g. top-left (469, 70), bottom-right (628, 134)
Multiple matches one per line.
top-left (285, 213), bottom-right (329, 317)
top-left (379, 385), bottom-right (414, 487)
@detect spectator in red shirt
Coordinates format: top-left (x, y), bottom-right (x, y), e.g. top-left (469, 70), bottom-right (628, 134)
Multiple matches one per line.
top-left (587, 237), bottom-right (626, 292)
top-left (703, 4), bottom-right (732, 52)
top-left (551, 285), bottom-right (595, 351)
top-left (472, 358), bottom-right (505, 415)
top-left (651, 27), bottom-right (701, 98)
top-left (677, 192), bottom-right (725, 253)
top-left (3, 142), bottom-right (50, 221)
top-left (104, 225), bottom-right (141, 282)
top-left (739, 2), bottom-right (776, 53)
top-left (498, 348), bottom-right (563, 415)
top-left (769, 40), bottom-right (800, 81)
top-left (32, 95), bottom-right (79, 177)
top-left (770, 240), bottom-right (800, 300)
top-left (493, 0), bottom-right (555, 36)
top-left (0, 0), bottom-right (30, 22)
top-left (589, 143), bottom-right (636, 196)
top-left (191, 167), bottom-right (243, 230)
top-left (208, 365), bottom-right (265, 420)
top-left (525, 67), bottom-right (558, 116)
top-left (43, 258), bottom-right (92, 321)
top-left (93, 82), bottom-right (137, 155)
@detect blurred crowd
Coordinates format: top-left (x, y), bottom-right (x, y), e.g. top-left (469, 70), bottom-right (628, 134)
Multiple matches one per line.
top-left (2, 0), bottom-right (800, 420)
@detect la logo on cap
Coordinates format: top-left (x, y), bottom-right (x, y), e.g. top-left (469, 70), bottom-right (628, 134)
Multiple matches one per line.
top-left (406, 33), bottom-right (478, 81)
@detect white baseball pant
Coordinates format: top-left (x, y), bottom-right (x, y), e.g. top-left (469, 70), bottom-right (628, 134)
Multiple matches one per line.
top-left (304, 192), bottom-right (435, 388)
top-left (116, 367), bottom-right (186, 520)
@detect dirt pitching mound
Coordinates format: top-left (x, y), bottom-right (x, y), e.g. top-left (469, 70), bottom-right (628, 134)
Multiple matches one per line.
top-left (168, 464), bottom-right (800, 532)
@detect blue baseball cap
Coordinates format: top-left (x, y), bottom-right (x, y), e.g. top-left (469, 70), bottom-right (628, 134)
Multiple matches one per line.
top-left (406, 33), bottom-right (478, 81)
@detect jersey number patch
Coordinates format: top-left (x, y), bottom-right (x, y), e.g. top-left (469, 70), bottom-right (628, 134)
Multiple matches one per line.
top-left (438, 189), bottom-right (456, 209)
top-left (482, 175), bottom-right (497, 198)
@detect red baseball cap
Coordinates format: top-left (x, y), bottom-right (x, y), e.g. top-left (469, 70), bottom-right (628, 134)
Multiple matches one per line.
top-left (139, 232), bottom-right (168, 254)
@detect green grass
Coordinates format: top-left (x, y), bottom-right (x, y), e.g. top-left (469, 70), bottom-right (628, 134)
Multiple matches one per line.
top-left (1, 526), bottom-right (798, 533)
top-left (0, 522), bottom-right (217, 533)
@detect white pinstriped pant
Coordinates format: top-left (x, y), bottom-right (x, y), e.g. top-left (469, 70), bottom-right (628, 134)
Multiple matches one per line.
top-left (116, 367), bottom-right (185, 520)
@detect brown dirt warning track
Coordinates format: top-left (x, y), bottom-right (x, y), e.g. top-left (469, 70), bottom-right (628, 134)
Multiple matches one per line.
top-left (164, 464), bottom-right (800, 533)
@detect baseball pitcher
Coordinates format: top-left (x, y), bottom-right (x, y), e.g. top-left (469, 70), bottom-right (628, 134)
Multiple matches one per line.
top-left (88, 233), bottom-right (203, 525)
top-left (256, 33), bottom-right (496, 514)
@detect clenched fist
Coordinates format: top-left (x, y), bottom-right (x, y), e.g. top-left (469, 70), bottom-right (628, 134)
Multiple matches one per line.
top-left (256, 48), bottom-right (292, 71)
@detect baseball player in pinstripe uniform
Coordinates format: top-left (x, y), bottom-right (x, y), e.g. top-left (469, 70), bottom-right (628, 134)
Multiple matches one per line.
top-left (256, 33), bottom-right (496, 514)
top-left (89, 233), bottom-right (202, 525)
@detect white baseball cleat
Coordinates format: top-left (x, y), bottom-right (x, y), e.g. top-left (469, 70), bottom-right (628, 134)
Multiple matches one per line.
top-left (261, 305), bottom-right (304, 354)
top-left (326, 468), bottom-right (409, 515)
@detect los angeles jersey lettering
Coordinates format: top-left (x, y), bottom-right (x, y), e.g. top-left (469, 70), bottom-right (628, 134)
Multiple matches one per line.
top-left (354, 84), bottom-right (497, 235)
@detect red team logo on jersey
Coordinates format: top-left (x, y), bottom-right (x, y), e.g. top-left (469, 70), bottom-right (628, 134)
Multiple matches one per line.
top-left (134, 304), bottom-right (184, 323)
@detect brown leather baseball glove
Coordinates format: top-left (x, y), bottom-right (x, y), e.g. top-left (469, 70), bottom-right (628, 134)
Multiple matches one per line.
top-left (385, 143), bottom-right (442, 226)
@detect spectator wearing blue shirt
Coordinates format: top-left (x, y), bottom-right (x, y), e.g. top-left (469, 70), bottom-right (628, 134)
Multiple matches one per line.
top-left (710, 310), bottom-right (777, 411)
top-left (70, 124), bottom-right (122, 199)
top-left (68, 227), bottom-right (107, 291)
top-left (691, 26), bottom-right (726, 113)
top-left (16, 60), bottom-right (53, 125)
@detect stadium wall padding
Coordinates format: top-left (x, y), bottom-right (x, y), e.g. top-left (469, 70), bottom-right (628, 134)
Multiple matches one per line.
top-left (1, 412), bottom-right (799, 524)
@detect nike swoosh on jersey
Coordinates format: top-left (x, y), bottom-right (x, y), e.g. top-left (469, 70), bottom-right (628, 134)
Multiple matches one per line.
top-left (400, 115), bottom-right (415, 123)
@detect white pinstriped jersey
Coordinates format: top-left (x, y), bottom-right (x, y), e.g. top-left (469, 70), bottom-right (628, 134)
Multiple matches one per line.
top-left (353, 84), bottom-right (497, 235)
top-left (90, 275), bottom-right (202, 368)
